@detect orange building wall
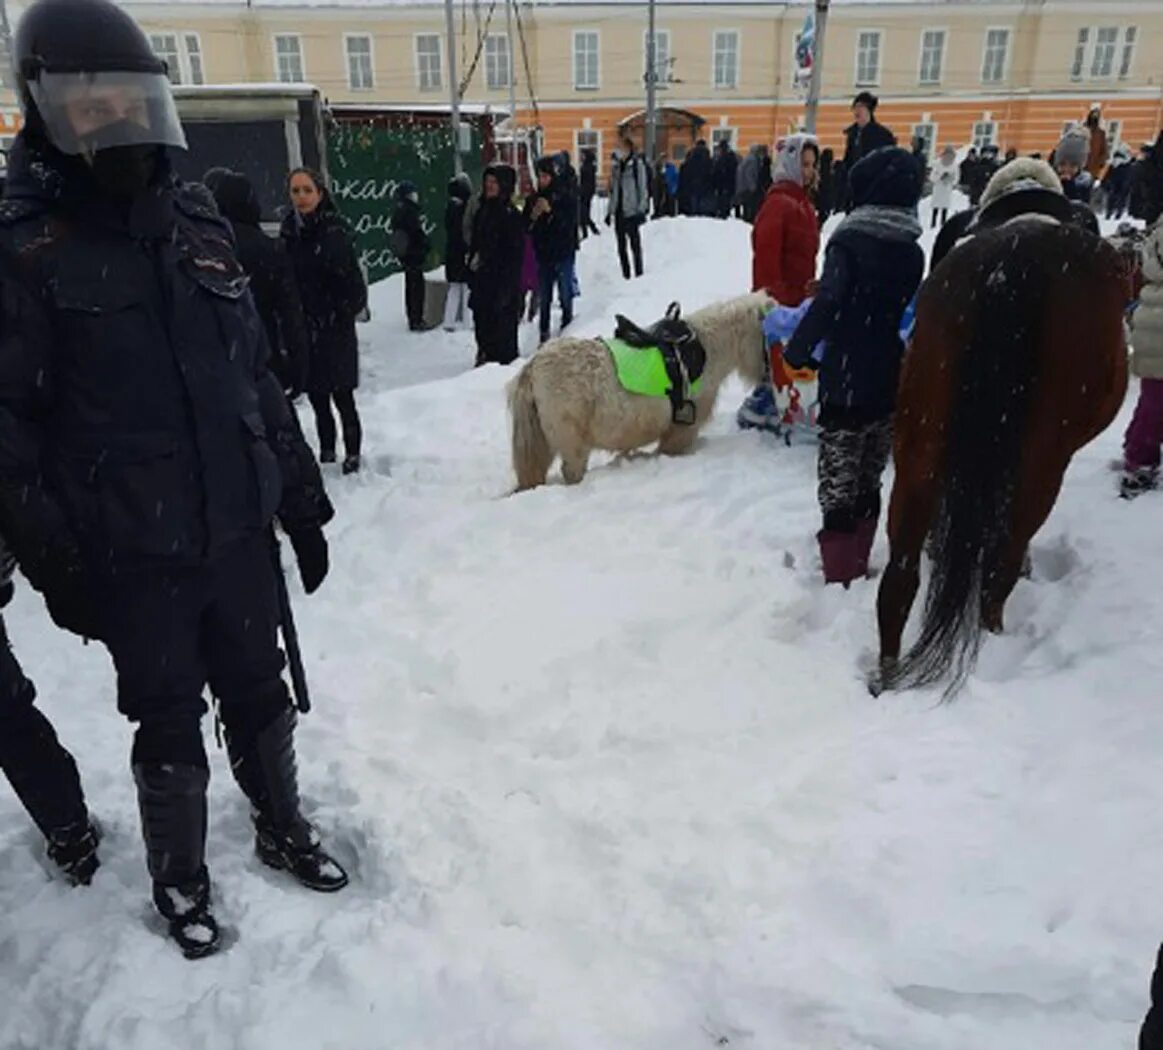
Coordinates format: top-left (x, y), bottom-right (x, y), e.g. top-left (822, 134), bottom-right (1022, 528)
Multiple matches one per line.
top-left (524, 94), bottom-right (1162, 180)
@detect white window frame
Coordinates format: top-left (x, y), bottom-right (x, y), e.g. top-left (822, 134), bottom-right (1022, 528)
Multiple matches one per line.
top-left (1070, 27), bottom-right (1090, 82)
top-left (273, 34), bottom-right (305, 84)
top-left (711, 126), bottom-right (737, 150)
top-left (644, 28), bottom-right (671, 90)
top-left (913, 121), bottom-right (938, 160)
top-left (485, 33), bottom-right (511, 90)
top-left (574, 128), bottom-right (602, 160)
top-left (572, 29), bottom-right (601, 91)
top-left (343, 33), bottom-right (374, 91)
top-left (1119, 26), bottom-right (1137, 80)
top-left (150, 31), bottom-right (205, 85)
top-left (980, 26), bottom-right (1009, 85)
top-left (183, 32), bottom-right (205, 85)
top-left (1089, 26), bottom-right (1119, 79)
top-left (972, 120), bottom-right (997, 149)
top-left (855, 29), bottom-right (883, 87)
top-left (413, 33), bottom-right (443, 92)
top-left (712, 29), bottom-right (740, 90)
top-left (1107, 119), bottom-right (1122, 152)
top-left (917, 27), bottom-right (946, 86)
top-left (149, 33), bottom-right (182, 84)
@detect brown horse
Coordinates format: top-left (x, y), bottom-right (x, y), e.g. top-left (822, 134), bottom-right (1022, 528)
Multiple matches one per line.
top-left (873, 219), bottom-right (1130, 696)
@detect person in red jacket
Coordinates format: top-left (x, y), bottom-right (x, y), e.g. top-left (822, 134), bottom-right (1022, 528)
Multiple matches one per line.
top-left (738, 134), bottom-right (821, 431)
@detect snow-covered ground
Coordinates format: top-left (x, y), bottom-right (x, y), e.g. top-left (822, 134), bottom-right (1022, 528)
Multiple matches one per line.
top-left (2, 202), bottom-right (1159, 1050)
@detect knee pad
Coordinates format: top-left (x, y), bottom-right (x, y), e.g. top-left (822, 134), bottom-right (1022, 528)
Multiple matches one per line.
top-left (132, 716), bottom-right (208, 770)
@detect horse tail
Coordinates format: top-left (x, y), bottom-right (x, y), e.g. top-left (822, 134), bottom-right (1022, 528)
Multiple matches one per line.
top-left (508, 364), bottom-right (553, 491)
top-left (892, 236), bottom-right (1045, 696)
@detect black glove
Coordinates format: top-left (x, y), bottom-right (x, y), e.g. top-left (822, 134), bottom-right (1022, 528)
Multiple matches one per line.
top-left (289, 527), bottom-right (329, 595)
top-left (39, 555), bottom-right (102, 640)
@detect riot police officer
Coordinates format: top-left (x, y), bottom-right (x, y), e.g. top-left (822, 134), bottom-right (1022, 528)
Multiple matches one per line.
top-left (0, 0), bottom-right (347, 958)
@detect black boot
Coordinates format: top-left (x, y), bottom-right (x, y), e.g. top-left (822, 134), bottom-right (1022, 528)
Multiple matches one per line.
top-left (133, 763), bottom-right (221, 959)
top-left (46, 817), bottom-right (101, 886)
top-left (226, 709), bottom-right (348, 893)
top-left (341, 455), bottom-right (361, 475)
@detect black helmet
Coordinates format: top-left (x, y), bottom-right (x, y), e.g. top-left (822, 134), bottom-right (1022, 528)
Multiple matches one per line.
top-left (14, 0), bottom-right (186, 156)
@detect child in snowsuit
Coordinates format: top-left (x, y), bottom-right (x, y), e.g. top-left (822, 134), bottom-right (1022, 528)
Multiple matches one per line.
top-left (390, 181), bottom-right (430, 331)
top-left (1120, 162), bottom-right (1163, 498)
top-left (783, 146), bottom-right (924, 585)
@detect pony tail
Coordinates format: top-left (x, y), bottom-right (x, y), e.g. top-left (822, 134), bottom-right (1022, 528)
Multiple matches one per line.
top-left (892, 244), bottom-right (1045, 697)
top-left (509, 365), bottom-right (553, 491)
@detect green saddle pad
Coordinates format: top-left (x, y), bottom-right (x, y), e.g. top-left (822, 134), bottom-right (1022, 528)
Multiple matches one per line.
top-left (603, 338), bottom-right (703, 400)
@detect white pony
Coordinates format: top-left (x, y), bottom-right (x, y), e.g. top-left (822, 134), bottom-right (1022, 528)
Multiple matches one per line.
top-left (507, 292), bottom-right (772, 491)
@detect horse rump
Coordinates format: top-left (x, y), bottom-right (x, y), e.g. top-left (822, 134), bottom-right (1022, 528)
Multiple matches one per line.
top-left (508, 364), bottom-right (554, 491)
top-left (891, 224), bottom-right (1052, 695)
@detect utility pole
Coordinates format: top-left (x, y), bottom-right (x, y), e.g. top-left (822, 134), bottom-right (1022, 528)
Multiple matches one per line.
top-left (644, 0), bottom-right (657, 161)
top-left (803, 0), bottom-right (830, 135)
top-left (444, 0), bottom-right (464, 175)
top-left (0, 0), bottom-right (12, 90)
top-left (504, 0), bottom-right (518, 165)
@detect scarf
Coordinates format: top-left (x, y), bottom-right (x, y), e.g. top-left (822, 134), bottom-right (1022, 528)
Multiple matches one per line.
top-left (834, 204), bottom-right (922, 244)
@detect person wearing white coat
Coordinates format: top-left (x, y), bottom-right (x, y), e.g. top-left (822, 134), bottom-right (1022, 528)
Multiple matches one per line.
top-left (930, 144), bottom-right (958, 229)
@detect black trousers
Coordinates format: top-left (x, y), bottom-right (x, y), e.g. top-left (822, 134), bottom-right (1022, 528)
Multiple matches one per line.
top-left (404, 266), bottom-right (426, 328)
top-left (817, 414), bottom-right (894, 532)
top-left (100, 532), bottom-right (294, 770)
top-left (578, 194), bottom-right (600, 237)
top-left (614, 215), bottom-right (644, 279)
top-left (473, 302), bottom-right (520, 366)
top-left (0, 615), bottom-right (88, 836)
top-left (309, 388), bottom-right (362, 459)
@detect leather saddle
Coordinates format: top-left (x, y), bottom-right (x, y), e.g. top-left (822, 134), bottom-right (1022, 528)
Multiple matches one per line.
top-left (613, 302), bottom-right (707, 426)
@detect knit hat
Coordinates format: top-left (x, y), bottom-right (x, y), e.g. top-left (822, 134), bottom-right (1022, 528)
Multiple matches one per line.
top-left (535, 155), bottom-right (557, 178)
top-left (848, 145), bottom-right (921, 208)
top-left (771, 133), bottom-right (818, 188)
top-left (1054, 124), bottom-right (1091, 169)
top-left (852, 91), bottom-right (878, 112)
top-left (394, 180), bottom-right (419, 202)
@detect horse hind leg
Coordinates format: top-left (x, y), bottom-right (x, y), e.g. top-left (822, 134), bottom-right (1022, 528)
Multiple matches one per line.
top-left (874, 470), bottom-right (940, 693)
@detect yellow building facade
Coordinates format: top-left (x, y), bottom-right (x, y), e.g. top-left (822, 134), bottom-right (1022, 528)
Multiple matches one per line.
top-left (3, 0), bottom-right (1160, 175)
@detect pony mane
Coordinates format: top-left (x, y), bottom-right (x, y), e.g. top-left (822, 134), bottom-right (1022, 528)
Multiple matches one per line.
top-left (687, 292), bottom-right (773, 383)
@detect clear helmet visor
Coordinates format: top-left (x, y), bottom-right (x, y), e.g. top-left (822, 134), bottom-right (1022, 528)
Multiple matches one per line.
top-left (28, 70), bottom-right (187, 156)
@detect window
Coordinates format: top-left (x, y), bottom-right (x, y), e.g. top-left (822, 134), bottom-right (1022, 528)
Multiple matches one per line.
top-left (184, 34), bottom-right (204, 85)
top-left (855, 30), bottom-right (881, 86)
top-left (913, 122), bottom-right (937, 159)
top-left (345, 35), bottom-right (373, 90)
top-left (713, 30), bottom-right (739, 89)
top-left (981, 28), bottom-right (1008, 84)
top-left (485, 34), bottom-right (511, 90)
top-left (274, 35), bottom-right (304, 83)
top-left (573, 30), bottom-right (600, 91)
top-left (1090, 26), bottom-right (1118, 78)
top-left (149, 34), bottom-right (181, 83)
top-left (645, 29), bottom-right (670, 89)
top-left (415, 35), bottom-right (442, 91)
top-left (1108, 120), bottom-right (1122, 151)
top-left (918, 29), bottom-right (945, 85)
top-left (711, 127), bottom-right (736, 150)
top-left (1071, 28), bottom-right (1089, 81)
top-left (972, 120), bottom-right (997, 149)
top-left (1119, 26), bottom-right (1137, 79)
top-left (575, 128), bottom-right (601, 160)
top-left (150, 32), bottom-right (204, 85)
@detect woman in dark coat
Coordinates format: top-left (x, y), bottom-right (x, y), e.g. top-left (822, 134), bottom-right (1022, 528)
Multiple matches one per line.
top-left (205, 168), bottom-right (309, 399)
top-left (468, 164), bottom-right (525, 366)
top-left (281, 168), bottom-right (368, 474)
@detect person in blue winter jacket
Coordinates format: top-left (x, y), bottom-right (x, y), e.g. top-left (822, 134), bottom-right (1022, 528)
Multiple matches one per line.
top-left (783, 146), bottom-right (925, 586)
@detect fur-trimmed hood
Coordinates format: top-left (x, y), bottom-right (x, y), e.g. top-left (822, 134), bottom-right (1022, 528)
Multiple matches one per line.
top-left (978, 157), bottom-right (1062, 212)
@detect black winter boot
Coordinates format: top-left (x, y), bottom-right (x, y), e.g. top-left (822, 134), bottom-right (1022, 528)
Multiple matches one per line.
top-left (226, 709), bottom-right (348, 893)
top-left (133, 763), bottom-right (221, 959)
top-left (46, 817), bottom-right (102, 886)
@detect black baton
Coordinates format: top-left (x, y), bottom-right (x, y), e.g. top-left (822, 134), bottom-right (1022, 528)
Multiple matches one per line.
top-left (270, 529), bottom-right (311, 714)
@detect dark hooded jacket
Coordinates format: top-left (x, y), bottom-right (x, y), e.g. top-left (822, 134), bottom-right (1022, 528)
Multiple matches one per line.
top-left (785, 146), bottom-right (924, 420)
top-left (469, 165), bottom-right (524, 310)
top-left (445, 174), bottom-right (472, 284)
top-left (525, 160), bottom-right (578, 265)
top-left (280, 189), bottom-right (367, 394)
top-left (0, 136), bottom-right (332, 583)
top-left (390, 188), bottom-right (429, 267)
top-left (207, 168), bottom-right (309, 397)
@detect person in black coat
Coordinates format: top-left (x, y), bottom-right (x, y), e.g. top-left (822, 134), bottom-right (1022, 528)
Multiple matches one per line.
top-left (840, 91), bottom-right (897, 211)
top-left (816, 147), bottom-right (836, 227)
top-left (282, 167), bottom-right (368, 474)
top-left (525, 155), bottom-right (578, 344)
top-left (391, 180), bottom-right (431, 331)
top-left (683, 139), bottom-right (714, 216)
top-left (205, 168), bottom-right (309, 399)
top-left (712, 141), bottom-right (739, 218)
top-left (0, 0), bottom-right (347, 959)
top-left (469, 164), bottom-right (525, 366)
top-left (443, 173), bottom-right (472, 331)
top-left (579, 149), bottom-right (601, 239)
top-left (1131, 135), bottom-right (1163, 223)
top-left (0, 533), bottom-right (99, 886)
top-left (784, 146), bottom-right (924, 586)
